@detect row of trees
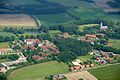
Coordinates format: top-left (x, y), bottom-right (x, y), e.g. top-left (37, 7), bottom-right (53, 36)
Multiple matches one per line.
top-left (0, 36), bottom-right (14, 42)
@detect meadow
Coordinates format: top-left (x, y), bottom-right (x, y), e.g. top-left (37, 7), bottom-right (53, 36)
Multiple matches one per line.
top-left (8, 61), bottom-right (69, 80)
top-left (0, 42), bottom-right (10, 48)
top-left (108, 39), bottom-right (120, 50)
top-left (89, 64), bottom-right (120, 80)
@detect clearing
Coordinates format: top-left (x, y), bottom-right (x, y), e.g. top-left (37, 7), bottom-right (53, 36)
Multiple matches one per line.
top-left (8, 61), bottom-right (69, 80)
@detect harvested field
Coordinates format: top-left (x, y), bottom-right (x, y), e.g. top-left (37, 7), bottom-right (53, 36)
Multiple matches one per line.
top-left (65, 71), bottom-right (97, 80)
top-left (0, 14), bottom-right (38, 29)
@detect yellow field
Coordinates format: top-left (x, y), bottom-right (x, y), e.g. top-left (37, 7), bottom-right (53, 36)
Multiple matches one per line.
top-left (0, 14), bottom-right (38, 29)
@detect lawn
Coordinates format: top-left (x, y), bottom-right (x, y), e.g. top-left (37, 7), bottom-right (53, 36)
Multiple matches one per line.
top-left (0, 42), bottom-right (10, 48)
top-left (0, 59), bottom-right (11, 63)
top-left (8, 61), bottom-right (69, 80)
top-left (108, 39), bottom-right (120, 50)
top-left (79, 24), bottom-right (99, 32)
top-left (89, 64), bottom-right (120, 80)
top-left (77, 54), bottom-right (93, 62)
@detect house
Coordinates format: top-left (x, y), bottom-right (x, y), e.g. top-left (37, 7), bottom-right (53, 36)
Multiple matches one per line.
top-left (24, 39), bottom-right (42, 45)
top-left (59, 32), bottom-right (69, 38)
top-left (86, 34), bottom-right (97, 39)
top-left (53, 74), bottom-right (65, 80)
top-left (32, 55), bottom-right (45, 61)
top-left (96, 34), bottom-right (106, 38)
top-left (0, 64), bottom-right (7, 73)
top-left (0, 48), bottom-right (14, 55)
top-left (100, 22), bottom-right (108, 31)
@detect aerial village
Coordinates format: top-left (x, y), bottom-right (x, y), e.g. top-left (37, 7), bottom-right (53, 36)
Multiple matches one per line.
top-left (0, 22), bottom-right (120, 80)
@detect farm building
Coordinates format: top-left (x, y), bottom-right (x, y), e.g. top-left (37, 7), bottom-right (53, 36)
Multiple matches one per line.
top-left (0, 48), bottom-right (15, 55)
top-left (24, 39), bottom-right (42, 45)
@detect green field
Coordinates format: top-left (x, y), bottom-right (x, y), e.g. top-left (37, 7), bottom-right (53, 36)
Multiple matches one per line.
top-left (79, 24), bottom-right (99, 32)
top-left (77, 54), bottom-right (93, 62)
top-left (108, 39), bottom-right (120, 50)
top-left (0, 42), bottom-right (10, 48)
top-left (89, 64), bottom-right (120, 80)
top-left (0, 32), bottom-right (15, 37)
top-left (8, 61), bottom-right (69, 80)
top-left (35, 13), bottom-right (75, 25)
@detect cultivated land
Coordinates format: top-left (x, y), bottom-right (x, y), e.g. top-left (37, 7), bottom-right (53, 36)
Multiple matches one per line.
top-left (89, 64), bottom-right (120, 80)
top-left (8, 61), bottom-right (69, 80)
top-left (0, 14), bottom-right (37, 29)
top-left (65, 71), bottom-right (97, 80)
top-left (108, 39), bottom-right (120, 50)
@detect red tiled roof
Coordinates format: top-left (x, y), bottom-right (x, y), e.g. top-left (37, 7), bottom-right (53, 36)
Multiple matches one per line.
top-left (86, 34), bottom-right (96, 38)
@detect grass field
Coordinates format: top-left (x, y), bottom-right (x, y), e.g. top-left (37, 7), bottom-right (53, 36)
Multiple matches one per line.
top-left (35, 13), bottom-right (75, 25)
top-left (0, 42), bottom-right (10, 48)
top-left (108, 39), bottom-right (120, 50)
top-left (79, 24), bottom-right (99, 32)
top-left (8, 61), bottom-right (69, 80)
top-left (77, 54), bottom-right (93, 62)
top-left (0, 14), bottom-right (37, 29)
top-left (89, 64), bottom-right (120, 80)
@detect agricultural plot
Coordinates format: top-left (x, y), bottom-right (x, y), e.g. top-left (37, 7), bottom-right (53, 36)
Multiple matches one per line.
top-left (8, 61), bottom-right (69, 80)
top-left (89, 64), bottom-right (120, 80)
top-left (65, 71), bottom-right (97, 80)
top-left (0, 14), bottom-right (37, 29)
top-left (35, 13), bottom-right (75, 25)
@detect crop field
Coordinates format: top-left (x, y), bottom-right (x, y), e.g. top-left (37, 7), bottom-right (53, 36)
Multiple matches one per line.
top-left (8, 61), bottom-right (69, 80)
top-left (35, 13), bottom-right (75, 25)
top-left (65, 71), bottom-right (97, 80)
top-left (0, 14), bottom-right (37, 29)
top-left (89, 64), bottom-right (120, 80)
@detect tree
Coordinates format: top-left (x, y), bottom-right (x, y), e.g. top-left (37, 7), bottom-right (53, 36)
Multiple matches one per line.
top-left (0, 73), bottom-right (7, 80)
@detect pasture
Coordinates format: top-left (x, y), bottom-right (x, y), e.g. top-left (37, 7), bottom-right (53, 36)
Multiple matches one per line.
top-left (8, 61), bottom-right (69, 80)
top-left (108, 39), bottom-right (120, 50)
top-left (89, 64), bottom-right (120, 80)
top-left (0, 14), bottom-right (37, 29)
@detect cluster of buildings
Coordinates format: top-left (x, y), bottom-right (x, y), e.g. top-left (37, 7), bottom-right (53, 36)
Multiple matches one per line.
top-left (21, 39), bottom-right (59, 61)
top-left (79, 33), bottom-right (106, 44)
top-left (91, 50), bottom-right (116, 64)
top-left (0, 48), bottom-right (15, 55)
top-left (70, 60), bottom-right (95, 71)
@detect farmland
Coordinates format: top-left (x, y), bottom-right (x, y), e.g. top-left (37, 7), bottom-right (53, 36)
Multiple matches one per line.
top-left (35, 13), bottom-right (75, 25)
top-left (0, 14), bottom-right (37, 29)
top-left (89, 64), bottom-right (120, 80)
top-left (8, 61), bottom-right (69, 80)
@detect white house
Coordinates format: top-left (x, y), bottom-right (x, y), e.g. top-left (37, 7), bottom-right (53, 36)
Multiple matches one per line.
top-left (0, 64), bottom-right (7, 73)
top-left (100, 22), bottom-right (108, 31)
